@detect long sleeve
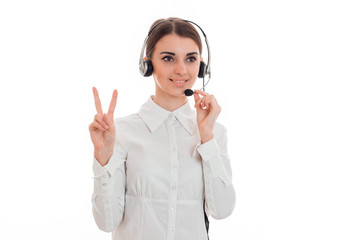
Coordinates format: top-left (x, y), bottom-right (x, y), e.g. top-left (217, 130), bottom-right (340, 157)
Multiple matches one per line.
top-left (91, 120), bottom-right (127, 232)
top-left (197, 123), bottom-right (236, 219)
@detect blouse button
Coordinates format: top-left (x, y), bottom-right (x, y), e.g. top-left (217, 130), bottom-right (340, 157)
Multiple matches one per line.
top-left (170, 207), bottom-right (175, 212)
top-left (173, 166), bottom-right (177, 171)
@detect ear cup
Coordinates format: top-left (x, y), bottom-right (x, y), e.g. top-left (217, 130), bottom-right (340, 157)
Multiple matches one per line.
top-left (143, 59), bottom-right (154, 77)
top-left (198, 61), bottom-right (206, 78)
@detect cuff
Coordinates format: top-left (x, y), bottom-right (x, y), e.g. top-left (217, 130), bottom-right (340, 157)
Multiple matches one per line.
top-left (197, 138), bottom-right (228, 179)
top-left (196, 138), bottom-right (220, 162)
top-left (93, 157), bottom-right (109, 178)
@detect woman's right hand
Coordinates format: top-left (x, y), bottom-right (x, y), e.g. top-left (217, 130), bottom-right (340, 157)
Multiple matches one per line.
top-left (89, 87), bottom-right (118, 166)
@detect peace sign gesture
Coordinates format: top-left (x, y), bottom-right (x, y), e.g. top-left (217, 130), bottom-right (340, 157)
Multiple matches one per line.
top-left (89, 87), bottom-right (118, 166)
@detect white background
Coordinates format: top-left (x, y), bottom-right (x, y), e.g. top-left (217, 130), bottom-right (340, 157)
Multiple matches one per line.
top-left (0, 0), bottom-right (359, 239)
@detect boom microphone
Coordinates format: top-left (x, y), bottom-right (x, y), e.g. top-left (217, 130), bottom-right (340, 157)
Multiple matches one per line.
top-left (184, 89), bottom-right (194, 96)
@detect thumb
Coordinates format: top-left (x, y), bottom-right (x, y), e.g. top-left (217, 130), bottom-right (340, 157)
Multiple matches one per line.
top-left (193, 92), bottom-right (200, 108)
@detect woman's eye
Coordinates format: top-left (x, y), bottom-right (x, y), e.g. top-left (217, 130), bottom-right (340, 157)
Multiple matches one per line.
top-left (162, 56), bottom-right (173, 62)
top-left (187, 56), bottom-right (197, 62)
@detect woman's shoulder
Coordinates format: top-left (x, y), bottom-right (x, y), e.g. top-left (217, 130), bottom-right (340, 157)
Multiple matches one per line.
top-left (114, 113), bottom-right (143, 129)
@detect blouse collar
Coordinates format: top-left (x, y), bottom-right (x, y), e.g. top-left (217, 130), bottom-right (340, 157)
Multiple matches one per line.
top-left (138, 96), bottom-right (197, 135)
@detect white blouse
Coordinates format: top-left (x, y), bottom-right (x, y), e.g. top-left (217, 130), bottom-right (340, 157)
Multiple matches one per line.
top-left (92, 96), bottom-right (236, 240)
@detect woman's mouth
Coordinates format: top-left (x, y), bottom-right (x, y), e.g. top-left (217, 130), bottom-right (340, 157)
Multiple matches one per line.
top-left (170, 79), bottom-right (188, 86)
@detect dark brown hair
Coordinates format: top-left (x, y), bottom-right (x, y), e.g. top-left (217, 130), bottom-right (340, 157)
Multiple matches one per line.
top-left (145, 17), bottom-right (202, 60)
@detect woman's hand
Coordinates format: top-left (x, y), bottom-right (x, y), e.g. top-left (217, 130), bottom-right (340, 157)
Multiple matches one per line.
top-left (193, 90), bottom-right (221, 143)
top-left (89, 87), bottom-right (118, 166)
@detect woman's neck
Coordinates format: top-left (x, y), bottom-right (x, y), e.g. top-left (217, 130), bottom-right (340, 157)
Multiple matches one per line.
top-left (152, 92), bottom-right (187, 112)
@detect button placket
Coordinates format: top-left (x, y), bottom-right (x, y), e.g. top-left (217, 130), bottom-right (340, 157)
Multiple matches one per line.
top-left (165, 115), bottom-right (179, 239)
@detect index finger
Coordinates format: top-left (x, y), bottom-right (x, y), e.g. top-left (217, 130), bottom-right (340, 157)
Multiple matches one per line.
top-left (92, 87), bottom-right (103, 115)
top-left (107, 89), bottom-right (118, 119)
top-left (194, 89), bottom-right (210, 97)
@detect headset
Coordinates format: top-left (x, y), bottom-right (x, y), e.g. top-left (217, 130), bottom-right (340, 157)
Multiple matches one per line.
top-left (138, 18), bottom-right (211, 94)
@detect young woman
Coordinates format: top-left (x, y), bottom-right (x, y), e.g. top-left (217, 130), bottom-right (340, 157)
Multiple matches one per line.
top-left (89, 17), bottom-right (235, 240)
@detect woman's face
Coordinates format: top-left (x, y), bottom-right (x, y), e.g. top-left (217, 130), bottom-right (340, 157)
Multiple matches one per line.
top-left (151, 33), bottom-right (201, 97)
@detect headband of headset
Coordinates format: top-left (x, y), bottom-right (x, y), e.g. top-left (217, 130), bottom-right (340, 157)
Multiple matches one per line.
top-left (138, 18), bottom-right (211, 78)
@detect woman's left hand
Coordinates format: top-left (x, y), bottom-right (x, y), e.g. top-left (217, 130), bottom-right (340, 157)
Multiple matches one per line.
top-left (193, 90), bottom-right (221, 143)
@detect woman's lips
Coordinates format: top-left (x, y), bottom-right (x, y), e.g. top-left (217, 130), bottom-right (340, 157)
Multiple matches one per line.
top-left (170, 79), bottom-right (188, 86)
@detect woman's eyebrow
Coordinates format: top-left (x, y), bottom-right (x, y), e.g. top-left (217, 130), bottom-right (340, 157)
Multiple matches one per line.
top-left (160, 51), bottom-right (175, 56)
top-left (186, 52), bottom-right (199, 56)
top-left (159, 51), bottom-right (199, 56)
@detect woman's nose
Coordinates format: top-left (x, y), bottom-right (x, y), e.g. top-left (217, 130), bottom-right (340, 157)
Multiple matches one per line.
top-left (174, 61), bottom-right (187, 75)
